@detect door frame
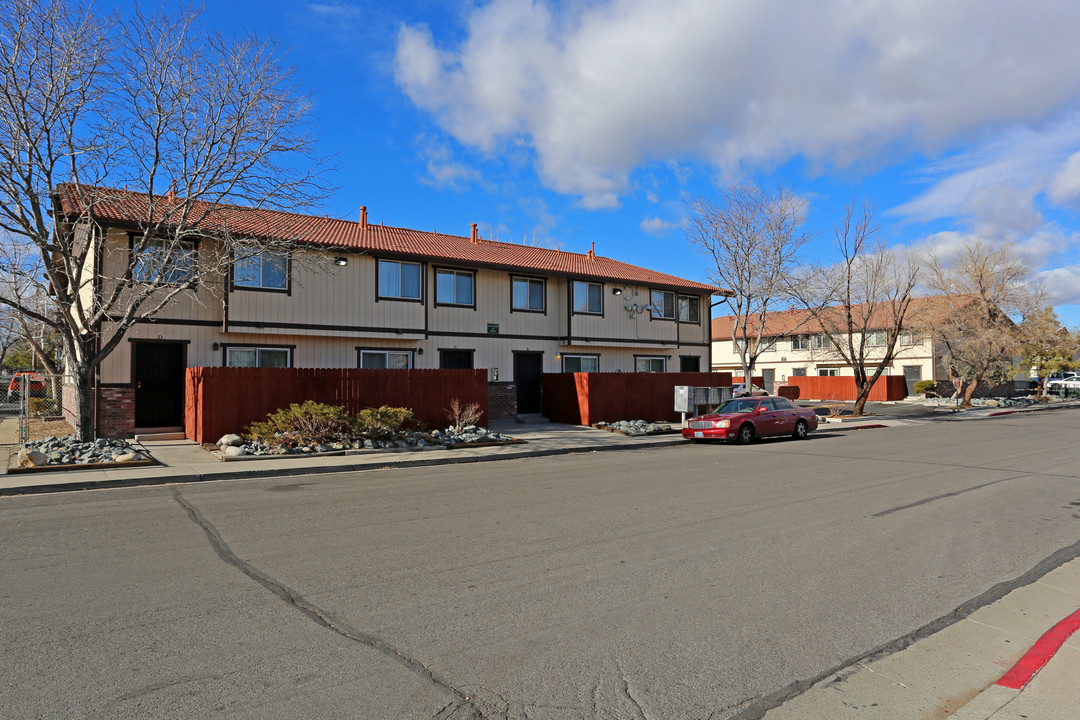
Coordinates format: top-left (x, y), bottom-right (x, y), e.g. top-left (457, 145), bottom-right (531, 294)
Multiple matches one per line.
top-left (130, 339), bottom-right (189, 430)
top-left (512, 350), bottom-right (544, 415)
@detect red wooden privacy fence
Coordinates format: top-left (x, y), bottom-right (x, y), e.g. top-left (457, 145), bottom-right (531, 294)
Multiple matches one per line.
top-left (185, 367), bottom-right (488, 444)
top-left (542, 372), bottom-right (731, 425)
top-left (784, 375), bottom-right (907, 402)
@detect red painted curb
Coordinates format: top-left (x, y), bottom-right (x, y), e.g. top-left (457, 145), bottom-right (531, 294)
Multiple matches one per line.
top-left (996, 607), bottom-right (1080, 690)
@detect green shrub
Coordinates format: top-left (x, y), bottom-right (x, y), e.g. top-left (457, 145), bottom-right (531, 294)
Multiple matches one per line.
top-left (913, 380), bottom-right (936, 394)
top-left (28, 397), bottom-right (52, 416)
top-left (356, 406), bottom-right (415, 439)
top-left (247, 401), bottom-right (356, 447)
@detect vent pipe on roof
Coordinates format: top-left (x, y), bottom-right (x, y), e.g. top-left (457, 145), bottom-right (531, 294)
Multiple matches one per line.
top-left (166, 185), bottom-right (176, 201)
top-left (470, 223), bottom-right (479, 244)
top-left (587, 241), bottom-right (596, 259)
top-left (359, 206), bottom-right (367, 229)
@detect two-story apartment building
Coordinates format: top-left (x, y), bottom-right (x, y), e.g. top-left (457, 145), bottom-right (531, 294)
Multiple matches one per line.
top-left (710, 297), bottom-right (962, 395)
top-left (56, 187), bottom-right (717, 436)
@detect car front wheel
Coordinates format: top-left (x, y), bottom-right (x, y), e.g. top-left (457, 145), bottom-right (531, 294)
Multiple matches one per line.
top-left (792, 419), bottom-right (808, 440)
top-left (736, 423), bottom-right (755, 445)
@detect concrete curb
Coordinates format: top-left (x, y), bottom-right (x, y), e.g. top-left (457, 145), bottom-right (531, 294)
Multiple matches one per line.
top-left (0, 436), bottom-right (690, 496)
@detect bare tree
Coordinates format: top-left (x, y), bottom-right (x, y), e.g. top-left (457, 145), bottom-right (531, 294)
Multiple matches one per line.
top-left (787, 202), bottom-right (919, 415)
top-left (0, 1), bottom-right (327, 439)
top-left (688, 184), bottom-right (811, 384)
top-left (1016, 307), bottom-right (1079, 394)
top-left (921, 238), bottom-right (1037, 407)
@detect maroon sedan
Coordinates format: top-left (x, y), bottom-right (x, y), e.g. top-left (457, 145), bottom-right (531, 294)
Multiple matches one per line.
top-left (682, 395), bottom-right (819, 444)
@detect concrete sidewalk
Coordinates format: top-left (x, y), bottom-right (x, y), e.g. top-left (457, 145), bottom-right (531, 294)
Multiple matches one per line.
top-left (0, 420), bottom-right (687, 495)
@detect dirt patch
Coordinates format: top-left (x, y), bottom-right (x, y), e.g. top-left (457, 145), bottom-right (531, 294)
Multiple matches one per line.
top-left (26, 417), bottom-right (77, 441)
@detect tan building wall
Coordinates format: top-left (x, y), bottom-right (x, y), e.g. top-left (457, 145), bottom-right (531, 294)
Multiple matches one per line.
top-left (97, 233), bottom-right (712, 387)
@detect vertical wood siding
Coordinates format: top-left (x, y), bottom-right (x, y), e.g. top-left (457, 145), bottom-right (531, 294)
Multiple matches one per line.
top-left (785, 375), bottom-right (908, 401)
top-left (541, 372), bottom-right (732, 425)
top-left (185, 367), bottom-right (488, 443)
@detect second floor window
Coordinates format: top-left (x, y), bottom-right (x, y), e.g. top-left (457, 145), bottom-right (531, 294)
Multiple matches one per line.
top-left (865, 330), bottom-right (887, 347)
top-left (650, 290), bottom-right (675, 319)
top-left (379, 259), bottom-right (421, 300)
top-left (900, 331), bottom-right (917, 346)
top-left (811, 334), bottom-right (830, 350)
top-left (234, 249), bottom-right (287, 290)
top-left (435, 269), bottom-right (474, 306)
top-left (132, 238), bottom-right (196, 285)
top-left (573, 281), bottom-right (602, 314)
top-left (791, 335), bottom-right (809, 351)
top-left (677, 295), bottom-right (700, 323)
top-left (512, 276), bottom-right (545, 311)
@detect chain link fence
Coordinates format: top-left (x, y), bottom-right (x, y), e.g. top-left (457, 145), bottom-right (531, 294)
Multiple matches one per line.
top-left (1, 372), bottom-right (65, 444)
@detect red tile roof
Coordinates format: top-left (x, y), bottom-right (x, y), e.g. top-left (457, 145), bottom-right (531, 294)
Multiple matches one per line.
top-left (710, 294), bottom-right (978, 338)
top-left (55, 185), bottom-right (717, 294)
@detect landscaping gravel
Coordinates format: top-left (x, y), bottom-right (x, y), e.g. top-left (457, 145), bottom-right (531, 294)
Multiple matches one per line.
top-left (21, 436), bottom-right (143, 466)
top-left (594, 420), bottom-right (672, 436)
top-left (216, 425), bottom-right (517, 456)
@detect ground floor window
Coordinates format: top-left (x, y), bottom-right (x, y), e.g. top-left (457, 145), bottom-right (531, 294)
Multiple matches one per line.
top-left (792, 367), bottom-right (807, 376)
top-left (226, 346), bottom-right (290, 368)
top-left (817, 367), bottom-right (839, 377)
top-left (562, 354), bottom-right (599, 373)
top-left (359, 350), bottom-right (413, 369)
top-left (635, 356), bottom-right (666, 372)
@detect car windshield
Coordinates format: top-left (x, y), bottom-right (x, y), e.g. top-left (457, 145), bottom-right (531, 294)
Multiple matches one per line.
top-left (715, 398), bottom-right (760, 414)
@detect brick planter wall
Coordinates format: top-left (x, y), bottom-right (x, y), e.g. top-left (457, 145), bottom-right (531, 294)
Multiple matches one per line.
top-left (97, 384), bottom-right (135, 438)
top-left (487, 382), bottom-right (517, 421)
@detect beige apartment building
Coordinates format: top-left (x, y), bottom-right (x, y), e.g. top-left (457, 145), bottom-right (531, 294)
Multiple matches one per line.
top-left (710, 300), bottom-right (953, 395)
top-left (56, 187), bottom-right (716, 435)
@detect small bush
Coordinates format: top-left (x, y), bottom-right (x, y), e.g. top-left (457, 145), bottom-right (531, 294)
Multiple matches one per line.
top-left (247, 401), bottom-right (356, 447)
top-left (28, 397), bottom-right (52, 416)
top-left (913, 380), bottom-right (936, 395)
top-left (446, 398), bottom-right (484, 430)
top-left (356, 406), bottom-right (415, 440)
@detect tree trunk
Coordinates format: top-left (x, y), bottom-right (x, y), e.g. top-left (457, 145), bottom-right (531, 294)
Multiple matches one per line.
top-left (960, 377), bottom-right (980, 408)
top-left (852, 382), bottom-right (870, 416)
top-left (73, 364), bottom-right (95, 442)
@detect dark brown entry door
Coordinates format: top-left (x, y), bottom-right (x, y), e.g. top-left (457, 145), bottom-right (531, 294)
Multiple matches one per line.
top-left (680, 355), bottom-right (700, 372)
top-left (134, 342), bottom-right (186, 428)
top-left (439, 350), bottom-right (474, 369)
top-left (514, 352), bottom-right (543, 414)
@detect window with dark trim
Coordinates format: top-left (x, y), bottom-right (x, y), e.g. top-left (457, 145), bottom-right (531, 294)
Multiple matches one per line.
top-left (791, 335), bottom-right (809, 351)
top-left (677, 295), bottom-right (700, 323)
top-left (573, 280), bottom-right (602, 314)
top-left (378, 259), bottom-right (422, 300)
top-left (225, 346), bottom-right (290, 368)
top-left (561, 354), bottom-right (599, 372)
top-left (359, 350), bottom-right (413, 369)
top-left (650, 290), bottom-right (675, 319)
top-left (512, 276), bottom-right (545, 311)
top-left (635, 356), bottom-right (666, 372)
top-left (435, 268), bottom-right (474, 307)
top-left (234, 248), bottom-right (288, 290)
top-left (132, 238), bottom-right (197, 285)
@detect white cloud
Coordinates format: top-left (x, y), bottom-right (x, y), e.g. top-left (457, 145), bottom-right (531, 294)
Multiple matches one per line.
top-left (415, 136), bottom-right (483, 191)
top-left (395, 0), bottom-right (1080, 205)
top-left (640, 216), bottom-right (674, 235)
top-left (1038, 266), bottom-right (1080, 305)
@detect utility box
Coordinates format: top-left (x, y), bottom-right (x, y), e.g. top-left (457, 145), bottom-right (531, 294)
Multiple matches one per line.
top-left (674, 385), bottom-right (693, 413)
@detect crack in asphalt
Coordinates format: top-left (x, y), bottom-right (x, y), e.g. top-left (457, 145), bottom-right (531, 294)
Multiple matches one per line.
top-left (872, 475), bottom-right (1028, 517)
top-left (722, 536), bottom-right (1080, 720)
top-left (171, 488), bottom-right (485, 720)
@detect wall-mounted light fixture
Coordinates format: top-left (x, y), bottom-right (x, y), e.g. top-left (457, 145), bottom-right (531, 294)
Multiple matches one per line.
top-left (555, 353), bottom-right (562, 360)
top-left (212, 342), bottom-right (220, 351)
top-left (612, 287), bottom-right (623, 296)
top-left (417, 348), bottom-right (424, 355)
top-left (333, 256), bottom-right (348, 266)
top-left (492, 368), bottom-right (499, 381)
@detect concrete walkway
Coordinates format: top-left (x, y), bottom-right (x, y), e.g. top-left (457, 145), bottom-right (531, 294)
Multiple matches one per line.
top-left (2, 406), bottom-right (1078, 719)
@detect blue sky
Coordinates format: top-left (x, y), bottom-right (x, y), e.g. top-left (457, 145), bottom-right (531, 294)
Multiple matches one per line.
top-left (196, 0), bottom-right (1080, 326)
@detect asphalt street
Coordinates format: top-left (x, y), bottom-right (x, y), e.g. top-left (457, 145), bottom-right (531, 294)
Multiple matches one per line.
top-left (2, 409), bottom-right (1079, 719)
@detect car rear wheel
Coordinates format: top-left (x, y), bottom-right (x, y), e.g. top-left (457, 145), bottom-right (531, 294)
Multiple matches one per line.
top-left (792, 419), bottom-right (808, 440)
top-left (736, 423), bottom-right (755, 445)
